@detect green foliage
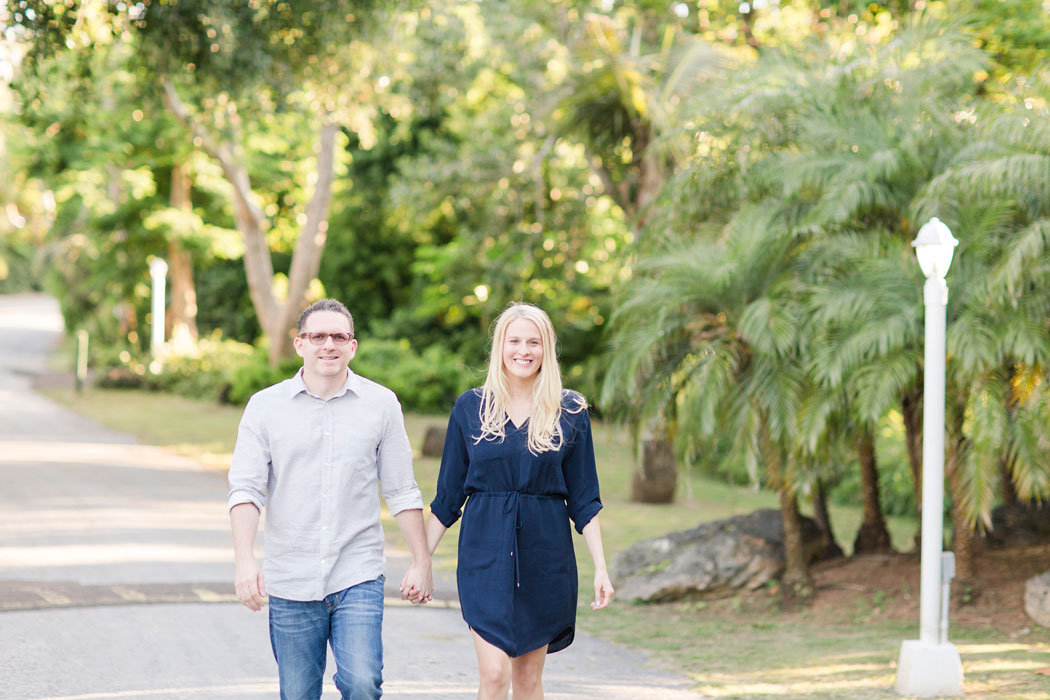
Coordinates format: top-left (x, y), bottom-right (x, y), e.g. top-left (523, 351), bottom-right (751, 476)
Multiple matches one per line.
top-left (222, 337), bottom-right (477, 412)
top-left (0, 234), bottom-right (38, 293)
top-left (352, 339), bottom-right (480, 414)
top-left (95, 335), bottom-right (255, 403)
top-left (225, 353), bottom-right (302, 405)
top-left (828, 413), bottom-right (917, 516)
top-left (379, 2), bottom-right (631, 383)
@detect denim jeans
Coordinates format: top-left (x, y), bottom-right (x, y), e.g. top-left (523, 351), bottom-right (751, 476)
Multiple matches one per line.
top-left (269, 577), bottom-right (384, 700)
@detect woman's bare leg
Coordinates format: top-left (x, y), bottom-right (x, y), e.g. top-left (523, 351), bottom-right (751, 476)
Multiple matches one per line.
top-left (510, 644), bottom-right (548, 700)
top-left (472, 630), bottom-right (512, 700)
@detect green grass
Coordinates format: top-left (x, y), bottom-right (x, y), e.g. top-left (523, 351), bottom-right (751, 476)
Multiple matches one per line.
top-left (579, 598), bottom-right (1050, 700)
top-left (46, 386), bottom-right (1050, 698)
top-left (47, 387), bottom-right (244, 469)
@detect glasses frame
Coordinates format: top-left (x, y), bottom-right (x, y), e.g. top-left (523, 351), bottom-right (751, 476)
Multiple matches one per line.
top-left (297, 331), bottom-right (354, 346)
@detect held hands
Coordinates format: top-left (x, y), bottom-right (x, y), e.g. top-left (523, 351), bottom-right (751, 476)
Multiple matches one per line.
top-left (399, 559), bottom-right (434, 605)
top-left (591, 569), bottom-right (614, 610)
top-left (234, 557), bottom-right (268, 611)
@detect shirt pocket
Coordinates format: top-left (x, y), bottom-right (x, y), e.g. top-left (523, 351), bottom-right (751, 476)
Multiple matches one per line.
top-left (334, 410), bottom-right (385, 471)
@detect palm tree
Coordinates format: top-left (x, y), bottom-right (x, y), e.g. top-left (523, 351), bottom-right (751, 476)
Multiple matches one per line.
top-left (892, 66), bottom-right (1050, 577)
top-left (602, 213), bottom-right (818, 603)
top-left (557, 13), bottom-right (724, 502)
top-left (804, 232), bottom-right (926, 553)
top-left (754, 17), bottom-right (988, 560)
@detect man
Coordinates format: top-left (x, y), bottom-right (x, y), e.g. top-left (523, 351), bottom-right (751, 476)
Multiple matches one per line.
top-left (228, 298), bottom-right (432, 700)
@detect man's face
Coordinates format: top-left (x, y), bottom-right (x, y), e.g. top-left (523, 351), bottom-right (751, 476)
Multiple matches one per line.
top-left (293, 310), bottom-right (357, 381)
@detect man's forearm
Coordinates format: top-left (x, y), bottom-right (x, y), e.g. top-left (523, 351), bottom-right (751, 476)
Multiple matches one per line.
top-left (393, 508), bottom-right (430, 564)
top-left (230, 502), bottom-right (261, 562)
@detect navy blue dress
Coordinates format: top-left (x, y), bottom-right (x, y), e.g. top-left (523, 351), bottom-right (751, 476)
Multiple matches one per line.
top-left (430, 389), bottom-right (603, 657)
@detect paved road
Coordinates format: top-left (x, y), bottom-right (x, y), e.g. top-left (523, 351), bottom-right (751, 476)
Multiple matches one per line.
top-left (0, 293), bottom-right (704, 700)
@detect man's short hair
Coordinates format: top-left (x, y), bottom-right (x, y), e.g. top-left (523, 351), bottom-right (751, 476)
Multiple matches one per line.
top-left (297, 299), bottom-right (355, 337)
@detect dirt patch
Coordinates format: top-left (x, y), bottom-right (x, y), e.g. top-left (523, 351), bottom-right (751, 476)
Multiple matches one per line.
top-left (786, 544), bottom-right (1050, 634)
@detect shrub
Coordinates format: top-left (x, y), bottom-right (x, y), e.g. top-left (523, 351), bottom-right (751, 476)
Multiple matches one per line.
top-left (226, 354), bottom-right (302, 405)
top-left (352, 339), bottom-right (480, 414)
top-left (96, 333), bottom-right (478, 414)
top-left (95, 334), bottom-right (255, 403)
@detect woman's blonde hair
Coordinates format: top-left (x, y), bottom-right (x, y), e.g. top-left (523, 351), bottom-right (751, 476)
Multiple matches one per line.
top-left (476, 302), bottom-right (586, 454)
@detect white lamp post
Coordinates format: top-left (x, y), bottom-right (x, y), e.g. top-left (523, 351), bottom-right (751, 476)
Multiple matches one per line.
top-left (896, 217), bottom-right (964, 697)
top-left (149, 257), bottom-right (168, 357)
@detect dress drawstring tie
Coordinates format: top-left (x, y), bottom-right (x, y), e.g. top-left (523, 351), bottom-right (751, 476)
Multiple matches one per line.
top-left (503, 492), bottom-right (522, 588)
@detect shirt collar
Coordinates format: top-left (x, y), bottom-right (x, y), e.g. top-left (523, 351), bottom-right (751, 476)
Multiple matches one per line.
top-left (288, 367), bottom-right (360, 399)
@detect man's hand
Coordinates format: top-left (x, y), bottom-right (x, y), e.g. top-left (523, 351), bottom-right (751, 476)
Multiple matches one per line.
top-left (234, 557), bottom-right (268, 611)
top-left (399, 559), bottom-right (433, 605)
top-left (393, 508), bottom-right (433, 605)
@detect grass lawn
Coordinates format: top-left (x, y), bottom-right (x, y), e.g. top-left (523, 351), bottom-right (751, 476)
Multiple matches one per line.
top-left (47, 386), bottom-right (1050, 699)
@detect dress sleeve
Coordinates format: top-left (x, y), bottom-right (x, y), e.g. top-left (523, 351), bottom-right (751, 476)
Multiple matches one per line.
top-left (562, 408), bottom-right (603, 533)
top-left (429, 398), bottom-right (470, 528)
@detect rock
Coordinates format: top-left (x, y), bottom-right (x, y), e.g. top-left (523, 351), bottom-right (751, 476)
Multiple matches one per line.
top-left (421, 426), bottom-right (446, 458)
top-left (610, 509), bottom-right (824, 603)
top-left (1024, 570), bottom-right (1050, 628)
top-left (983, 502), bottom-right (1050, 548)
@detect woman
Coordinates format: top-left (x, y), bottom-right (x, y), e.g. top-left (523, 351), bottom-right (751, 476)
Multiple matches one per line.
top-left (422, 302), bottom-right (614, 700)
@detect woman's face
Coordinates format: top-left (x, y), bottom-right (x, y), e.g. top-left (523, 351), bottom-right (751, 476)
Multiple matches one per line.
top-left (502, 318), bottom-right (544, 383)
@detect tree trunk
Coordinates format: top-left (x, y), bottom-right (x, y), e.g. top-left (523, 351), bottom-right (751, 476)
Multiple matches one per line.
top-left (853, 428), bottom-right (893, 554)
top-left (161, 79), bottom-right (338, 367)
top-left (631, 424), bottom-right (676, 503)
top-left (167, 161), bottom-right (198, 351)
top-left (779, 489), bottom-right (814, 607)
top-left (812, 478), bottom-right (844, 559)
top-left (633, 127), bottom-right (664, 232)
top-left (945, 440), bottom-right (976, 582)
top-left (999, 368), bottom-right (1020, 506)
top-left (999, 454), bottom-right (1018, 506)
top-left (270, 120), bottom-right (340, 364)
top-left (901, 385), bottom-right (923, 548)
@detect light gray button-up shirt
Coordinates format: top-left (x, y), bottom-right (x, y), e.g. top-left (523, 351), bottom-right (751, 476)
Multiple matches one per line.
top-left (228, 368), bottom-right (424, 601)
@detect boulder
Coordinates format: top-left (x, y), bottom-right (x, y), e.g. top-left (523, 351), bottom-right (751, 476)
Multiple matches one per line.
top-left (610, 508), bottom-right (824, 603)
top-left (421, 425), bottom-right (446, 458)
top-left (1024, 570), bottom-right (1050, 628)
top-left (982, 502), bottom-right (1050, 548)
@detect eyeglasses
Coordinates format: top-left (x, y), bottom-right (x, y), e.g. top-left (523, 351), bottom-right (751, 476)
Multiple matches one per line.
top-left (298, 332), bottom-right (353, 346)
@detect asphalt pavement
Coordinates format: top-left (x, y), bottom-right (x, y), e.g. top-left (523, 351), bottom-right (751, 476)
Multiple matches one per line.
top-left (0, 293), bottom-right (705, 700)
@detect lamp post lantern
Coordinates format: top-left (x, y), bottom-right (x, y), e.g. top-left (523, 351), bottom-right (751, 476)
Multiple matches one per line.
top-left (895, 217), bottom-right (964, 697)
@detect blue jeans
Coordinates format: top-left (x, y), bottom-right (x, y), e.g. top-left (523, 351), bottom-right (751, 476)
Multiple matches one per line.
top-left (269, 577), bottom-right (384, 700)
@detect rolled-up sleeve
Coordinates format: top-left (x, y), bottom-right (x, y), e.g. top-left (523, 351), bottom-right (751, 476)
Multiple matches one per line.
top-left (430, 402), bottom-right (469, 528)
top-left (562, 409), bottom-right (603, 533)
top-left (228, 397), bottom-right (270, 512)
top-left (377, 396), bottom-right (424, 517)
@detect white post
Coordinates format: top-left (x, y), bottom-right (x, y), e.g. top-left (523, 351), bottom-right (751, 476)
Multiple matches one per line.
top-left (896, 219), bottom-right (963, 697)
top-left (149, 258), bottom-right (168, 357)
top-left (919, 275), bottom-right (947, 643)
top-left (75, 329), bottom-right (89, 393)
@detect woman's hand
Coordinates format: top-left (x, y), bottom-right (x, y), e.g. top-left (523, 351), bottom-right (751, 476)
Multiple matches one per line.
top-left (591, 568), bottom-right (614, 610)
